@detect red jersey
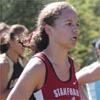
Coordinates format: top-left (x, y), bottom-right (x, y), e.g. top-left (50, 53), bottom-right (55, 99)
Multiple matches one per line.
top-left (30, 53), bottom-right (81, 100)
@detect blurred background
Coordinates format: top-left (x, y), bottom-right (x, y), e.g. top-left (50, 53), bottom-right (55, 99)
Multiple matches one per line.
top-left (0, 0), bottom-right (100, 70)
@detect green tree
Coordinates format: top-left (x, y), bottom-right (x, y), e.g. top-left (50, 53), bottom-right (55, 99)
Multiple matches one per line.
top-left (67, 0), bottom-right (100, 69)
top-left (0, 0), bottom-right (99, 69)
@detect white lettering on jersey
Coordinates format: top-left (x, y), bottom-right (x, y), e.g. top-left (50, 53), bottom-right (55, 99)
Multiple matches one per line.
top-left (53, 88), bottom-right (79, 98)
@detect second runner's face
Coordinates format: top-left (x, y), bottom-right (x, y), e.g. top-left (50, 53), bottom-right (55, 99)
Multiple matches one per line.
top-left (50, 8), bottom-right (79, 50)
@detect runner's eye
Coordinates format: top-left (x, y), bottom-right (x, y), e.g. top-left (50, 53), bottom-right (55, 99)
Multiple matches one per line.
top-left (76, 22), bottom-right (80, 26)
top-left (65, 22), bottom-right (72, 26)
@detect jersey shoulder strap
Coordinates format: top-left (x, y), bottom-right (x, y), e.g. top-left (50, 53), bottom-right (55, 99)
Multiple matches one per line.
top-left (34, 53), bottom-right (51, 68)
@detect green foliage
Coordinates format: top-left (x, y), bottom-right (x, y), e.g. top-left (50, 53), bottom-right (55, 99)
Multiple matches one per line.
top-left (0, 0), bottom-right (99, 69)
top-left (67, 0), bottom-right (100, 69)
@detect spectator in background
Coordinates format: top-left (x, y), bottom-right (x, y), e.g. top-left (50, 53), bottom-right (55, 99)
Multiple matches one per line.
top-left (0, 23), bottom-right (29, 54)
top-left (27, 30), bottom-right (36, 54)
top-left (0, 22), bottom-right (10, 40)
top-left (20, 30), bottom-right (37, 59)
top-left (0, 24), bottom-right (28, 100)
top-left (0, 22), bottom-right (10, 54)
top-left (7, 1), bottom-right (88, 100)
top-left (76, 39), bottom-right (100, 100)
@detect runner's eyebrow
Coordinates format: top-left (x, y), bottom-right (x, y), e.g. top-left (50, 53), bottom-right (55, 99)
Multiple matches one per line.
top-left (64, 19), bottom-right (79, 23)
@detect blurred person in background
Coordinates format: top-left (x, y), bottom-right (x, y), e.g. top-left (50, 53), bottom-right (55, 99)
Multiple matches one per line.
top-left (76, 39), bottom-right (100, 100)
top-left (24, 30), bottom-right (37, 59)
top-left (0, 22), bottom-right (10, 54)
top-left (0, 23), bottom-right (29, 54)
top-left (0, 24), bottom-right (28, 100)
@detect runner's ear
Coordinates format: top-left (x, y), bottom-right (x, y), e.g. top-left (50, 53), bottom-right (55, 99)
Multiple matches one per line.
top-left (44, 24), bottom-right (52, 36)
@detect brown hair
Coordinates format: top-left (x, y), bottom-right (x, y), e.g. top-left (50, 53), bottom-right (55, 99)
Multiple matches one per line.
top-left (34, 1), bottom-right (76, 52)
top-left (0, 22), bottom-right (10, 34)
top-left (10, 24), bottom-right (29, 35)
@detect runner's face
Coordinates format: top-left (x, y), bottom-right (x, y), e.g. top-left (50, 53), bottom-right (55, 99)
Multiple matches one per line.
top-left (50, 8), bottom-right (79, 50)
